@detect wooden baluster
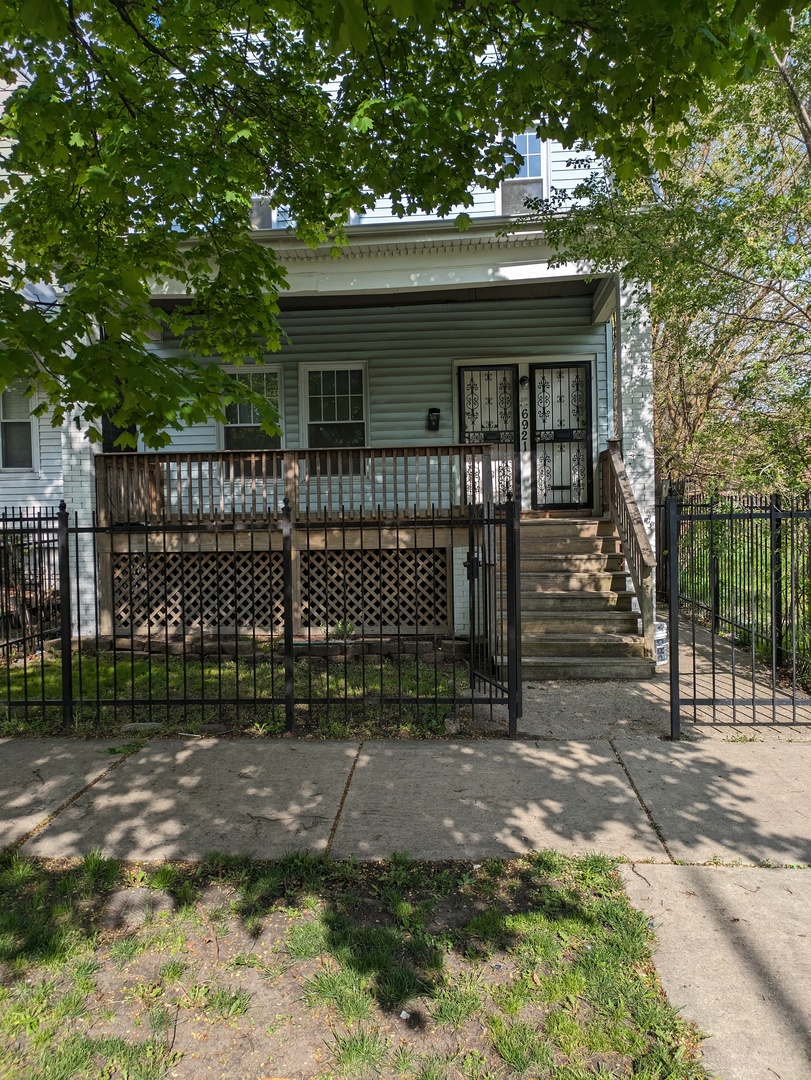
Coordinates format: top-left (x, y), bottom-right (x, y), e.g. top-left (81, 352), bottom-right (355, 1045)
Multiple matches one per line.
top-left (380, 447), bottom-right (387, 514)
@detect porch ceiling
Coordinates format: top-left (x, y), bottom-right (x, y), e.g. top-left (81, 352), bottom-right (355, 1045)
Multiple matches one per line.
top-left (152, 278), bottom-right (599, 315)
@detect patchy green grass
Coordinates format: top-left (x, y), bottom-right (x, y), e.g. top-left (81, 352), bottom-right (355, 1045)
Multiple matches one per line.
top-left (0, 849), bottom-right (710, 1079)
top-left (0, 652), bottom-right (471, 739)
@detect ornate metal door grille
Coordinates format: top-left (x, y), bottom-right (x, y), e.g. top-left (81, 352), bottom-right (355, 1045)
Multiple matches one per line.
top-left (459, 366), bottom-right (518, 503)
top-left (531, 362), bottom-right (593, 509)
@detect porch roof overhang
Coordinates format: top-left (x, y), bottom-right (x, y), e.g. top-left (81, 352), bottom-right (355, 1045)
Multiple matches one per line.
top-left (149, 217), bottom-right (618, 325)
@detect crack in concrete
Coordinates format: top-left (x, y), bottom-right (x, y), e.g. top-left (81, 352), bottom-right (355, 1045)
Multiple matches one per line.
top-left (6, 745), bottom-right (144, 853)
top-left (324, 741), bottom-right (364, 858)
top-left (609, 738), bottom-right (675, 863)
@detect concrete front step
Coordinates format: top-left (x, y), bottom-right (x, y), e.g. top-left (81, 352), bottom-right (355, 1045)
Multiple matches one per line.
top-left (521, 633), bottom-right (648, 658)
top-left (519, 591), bottom-right (635, 612)
top-left (519, 536), bottom-right (622, 555)
top-left (520, 553), bottom-right (625, 573)
top-left (520, 611), bottom-right (641, 634)
top-left (521, 656), bottom-right (657, 680)
top-left (513, 515), bottom-right (651, 679)
top-left (521, 571), bottom-right (629, 593)
top-left (519, 518), bottom-right (616, 539)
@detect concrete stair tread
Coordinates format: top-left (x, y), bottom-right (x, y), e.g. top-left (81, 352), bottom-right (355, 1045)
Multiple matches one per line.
top-left (505, 613), bottom-right (639, 628)
top-left (521, 632), bottom-right (644, 644)
top-left (520, 554), bottom-right (624, 565)
top-left (511, 514), bottom-right (653, 678)
top-left (520, 656), bottom-right (657, 680)
top-left (521, 574), bottom-right (630, 593)
top-left (520, 540), bottom-right (621, 553)
top-left (519, 590), bottom-right (632, 600)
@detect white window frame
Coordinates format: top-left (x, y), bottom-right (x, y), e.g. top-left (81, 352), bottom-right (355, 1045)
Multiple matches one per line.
top-left (0, 384), bottom-right (38, 473)
top-left (299, 361), bottom-right (369, 449)
top-left (500, 129), bottom-right (550, 203)
top-left (216, 364), bottom-right (284, 452)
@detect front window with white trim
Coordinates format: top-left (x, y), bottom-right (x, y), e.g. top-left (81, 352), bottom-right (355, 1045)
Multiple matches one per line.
top-left (0, 385), bottom-right (33, 469)
top-left (222, 369), bottom-right (281, 451)
top-left (306, 366), bottom-right (366, 448)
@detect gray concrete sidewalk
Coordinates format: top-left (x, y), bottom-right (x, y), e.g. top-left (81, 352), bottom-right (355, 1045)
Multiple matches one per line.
top-left (623, 864), bottom-right (811, 1080)
top-left (2, 734), bottom-right (810, 1079)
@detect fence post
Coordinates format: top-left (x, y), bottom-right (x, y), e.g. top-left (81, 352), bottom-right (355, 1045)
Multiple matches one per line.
top-left (770, 493), bottom-right (784, 669)
top-left (711, 555), bottom-right (720, 633)
top-left (505, 493), bottom-right (521, 737)
top-left (466, 503), bottom-right (479, 685)
top-left (57, 500), bottom-right (74, 732)
top-left (666, 493), bottom-right (681, 741)
top-left (282, 498), bottom-right (295, 733)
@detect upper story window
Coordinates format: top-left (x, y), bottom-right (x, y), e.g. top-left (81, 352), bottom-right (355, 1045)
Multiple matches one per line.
top-left (501, 129), bottom-right (546, 215)
top-left (0, 385), bottom-right (33, 469)
top-left (512, 130), bottom-right (544, 179)
top-left (222, 368), bottom-right (282, 451)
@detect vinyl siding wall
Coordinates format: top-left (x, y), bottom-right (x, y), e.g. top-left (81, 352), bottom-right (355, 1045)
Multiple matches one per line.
top-left (0, 407), bottom-right (65, 510)
top-left (152, 294), bottom-right (612, 456)
top-left (348, 139), bottom-right (601, 224)
top-left (352, 186), bottom-right (499, 225)
top-left (548, 141), bottom-right (599, 199)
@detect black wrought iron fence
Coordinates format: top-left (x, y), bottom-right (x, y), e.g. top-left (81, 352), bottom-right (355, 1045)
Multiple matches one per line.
top-left (0, 507), bottom-right (61, 659)
top-left (1, 499), bottom-right (521, 738)
top-left (659, 493), bottom-right (811, 736)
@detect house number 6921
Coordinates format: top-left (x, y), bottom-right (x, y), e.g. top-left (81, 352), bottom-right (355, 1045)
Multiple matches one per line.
top-left (520, 407), bottom-right (530, 451)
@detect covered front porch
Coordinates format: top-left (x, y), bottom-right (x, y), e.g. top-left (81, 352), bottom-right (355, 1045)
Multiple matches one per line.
top-left (94, 439), bottom-right (655, 673)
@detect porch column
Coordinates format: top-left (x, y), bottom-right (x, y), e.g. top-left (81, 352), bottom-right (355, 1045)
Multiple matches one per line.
top-left (616, 283), bottom-right (656, 553)
top-left (61, 411), bottom-right (101, 637)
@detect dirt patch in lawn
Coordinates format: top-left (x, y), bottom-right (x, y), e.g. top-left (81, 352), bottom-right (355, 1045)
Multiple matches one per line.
top-left (0, 850), bottom-right (711, 1079)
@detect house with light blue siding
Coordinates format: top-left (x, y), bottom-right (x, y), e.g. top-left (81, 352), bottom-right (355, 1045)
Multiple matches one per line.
top-left (2, 140), bottom-right (657, 678)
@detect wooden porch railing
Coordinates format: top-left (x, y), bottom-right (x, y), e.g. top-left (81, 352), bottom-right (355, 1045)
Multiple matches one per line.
top-left (96, 444), bottom-right (495, 525)
top-left (600, 441), bottom-right (656, 658)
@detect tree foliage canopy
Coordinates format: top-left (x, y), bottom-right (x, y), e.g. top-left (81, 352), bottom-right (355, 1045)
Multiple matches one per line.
top-left (529, 16), bottom-right (811, 493)
top-left (0, 0), bottom-right (806, 445)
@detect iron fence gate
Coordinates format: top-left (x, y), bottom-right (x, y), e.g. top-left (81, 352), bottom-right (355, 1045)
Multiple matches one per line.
top-left (1, 499), bottom-right (521, 738)
top-left (661, 493), bottom-right (811, 738)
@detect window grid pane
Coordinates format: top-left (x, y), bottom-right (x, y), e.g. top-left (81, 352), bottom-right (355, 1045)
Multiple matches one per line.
top-left (2, 423), bottom-right (33, 468)
top-left (1, 388), bottom-right (31, 421)
top-left (513, 130), bottom-right (543, 179)
top-left (307, 367), bottom-right (365, 448)
top-left (0, 386), bottom-right (33, 468)
top-left (223, 370), bottom-right (280, 450)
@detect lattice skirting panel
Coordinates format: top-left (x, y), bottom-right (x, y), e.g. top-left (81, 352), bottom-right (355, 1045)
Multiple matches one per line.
top-left (111, 548), bottom-right (450, 633)
top-left (112, 551), bottom-right (285, 632)
top-left (301, 549), bottom-right (449, 631)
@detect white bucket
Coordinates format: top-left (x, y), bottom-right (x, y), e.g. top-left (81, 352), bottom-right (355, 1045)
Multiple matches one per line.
top-left (654, 621), bottom-right (668, 665)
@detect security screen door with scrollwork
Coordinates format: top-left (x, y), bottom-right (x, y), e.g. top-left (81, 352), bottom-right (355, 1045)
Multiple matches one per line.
top-left (530, 362), bottom-right (593, 510)
top-left (458, 365), bottom-right (519, 504)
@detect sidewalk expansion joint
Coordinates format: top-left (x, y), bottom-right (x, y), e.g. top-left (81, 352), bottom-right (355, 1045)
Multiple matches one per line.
top-left (324, 739), bottom-right (364, 858)
top-left (608, 738), bottom-right (675, 864)
top-left (7, 745), bottom-right (143, 854)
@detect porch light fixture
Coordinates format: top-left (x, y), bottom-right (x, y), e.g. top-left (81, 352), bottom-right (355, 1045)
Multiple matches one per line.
top-left (519, 375), bottom-right (530, 387)
top-left (426, 408), bottom-right (441, 432)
